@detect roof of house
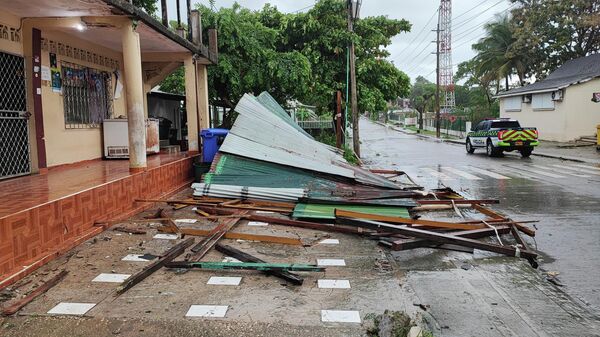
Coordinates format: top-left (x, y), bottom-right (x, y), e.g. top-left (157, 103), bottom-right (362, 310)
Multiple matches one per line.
top-left (496, 53), bottom-right (600, 98)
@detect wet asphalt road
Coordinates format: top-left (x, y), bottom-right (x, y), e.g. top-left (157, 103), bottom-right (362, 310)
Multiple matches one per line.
top-left (359, 118), bottom-right (600, 336)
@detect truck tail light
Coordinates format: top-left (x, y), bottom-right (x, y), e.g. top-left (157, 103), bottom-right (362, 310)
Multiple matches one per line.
top-left (534, 129), bottom-right (539, 138)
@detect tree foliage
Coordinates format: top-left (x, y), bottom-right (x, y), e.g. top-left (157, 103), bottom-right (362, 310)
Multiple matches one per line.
top-left (159, 0), bottom-right (411, 126)
top-left (510, 0), bottom-right (600, 79)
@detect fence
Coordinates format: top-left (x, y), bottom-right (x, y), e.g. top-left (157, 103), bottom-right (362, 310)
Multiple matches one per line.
top-left (422, 115), bottom-right (471, 138)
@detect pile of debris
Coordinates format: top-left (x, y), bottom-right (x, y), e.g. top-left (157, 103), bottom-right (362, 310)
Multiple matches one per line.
top-left (0, 92), bottom-right (538, 316)
top-left (128, 92), bottom-right (538, 290)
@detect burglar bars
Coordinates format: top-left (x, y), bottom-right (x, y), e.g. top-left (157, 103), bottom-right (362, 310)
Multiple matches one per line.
top-left (61, 61), bottom-right (113, 129)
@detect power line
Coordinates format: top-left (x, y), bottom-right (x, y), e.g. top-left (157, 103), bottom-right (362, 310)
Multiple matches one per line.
top-left (291, 3), bottom-right (316, 13)
top-left (452, 0), bottom-right (506, 32)
top-left (453, 0), bottom-right (491, 21)
top-left (391, 8), bottom-right (439, 61)
top-left (453, 3), bottom-right (516, 45)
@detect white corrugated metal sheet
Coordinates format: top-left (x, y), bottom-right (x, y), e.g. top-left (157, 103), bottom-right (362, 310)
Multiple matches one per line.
top-left (220, 94), bottom-right (355, 178)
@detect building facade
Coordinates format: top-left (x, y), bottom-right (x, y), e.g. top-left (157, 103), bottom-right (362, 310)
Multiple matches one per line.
top-left (0, 0), bottom-right (217, 179)
top-left (497, 54), bottom-right (600, 142)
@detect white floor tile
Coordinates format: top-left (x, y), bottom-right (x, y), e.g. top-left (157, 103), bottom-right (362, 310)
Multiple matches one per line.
top-left (186, 305), bottom-right (228, 318)
top-left (153, 233), bottom-right (178, 240)
top-left (47, 302), bottom-right (96, 316)
top-left (247, 221), bottom-right (268, 226)
top-left (122, 254), bottom-right (154, 262)
top-left (207, 276), bottom-right (242, 286)
top-left (319, 239), bottom-right (340, 245)
top-left (92, 273), bottom-right (130, 283)
top-left (317, 259), bottom-right (346, 266)
top-left (318, 279), bottom-right (351, 289)
top-left (321, 310), bottom-right (361, 323)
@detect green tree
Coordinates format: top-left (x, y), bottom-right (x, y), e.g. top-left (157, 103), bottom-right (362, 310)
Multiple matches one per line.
top-left (510, 0), bottom-right (600, 79)
top-left (133, 0), bottom-right (158, 14)
top-left (159, 1), bottom-right (411, 126)
top-left (409, 76), bottom-right (436, 129)
top-left (471, 15), bottom-right (528, 90)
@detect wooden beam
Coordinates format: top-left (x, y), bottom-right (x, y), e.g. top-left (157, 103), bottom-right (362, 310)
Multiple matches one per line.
top-left (186, 210), bottom-right (249, 261)
top-left (158, 226), bottom-right (303, 246)
top-left (340, 218), bottom-right (537, 264)
top-left (2, 270), bottom-right (68, 316)
top-left (116, 238), bottom-right (194, 295)
top-left (215, 244), bottom-right (304, 285)
top-left (335, 209), bottom-right (486, 230)
top-left (385, 226), bottom-right (511, 250)
top-left (165, 261), bottom-right (325, 272)
top-left (416, 199), bottom-right (499, 205)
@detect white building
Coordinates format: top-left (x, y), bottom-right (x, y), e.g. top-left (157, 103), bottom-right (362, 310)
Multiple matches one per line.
top-left (497, 54), bottom-right (600, 142)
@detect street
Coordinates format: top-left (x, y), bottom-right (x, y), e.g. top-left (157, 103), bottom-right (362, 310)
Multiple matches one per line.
top-left (360, 118), bottom-right (600, 336)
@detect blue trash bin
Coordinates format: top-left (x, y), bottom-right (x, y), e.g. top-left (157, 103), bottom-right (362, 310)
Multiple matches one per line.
top-left (200, 128), bottom-right (229, 163)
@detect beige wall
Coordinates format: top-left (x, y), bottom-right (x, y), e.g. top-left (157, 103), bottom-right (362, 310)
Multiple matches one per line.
top-left (500, 78), bottom-right (600, 142)
top-left (39, 31), bottom-right (128, 167)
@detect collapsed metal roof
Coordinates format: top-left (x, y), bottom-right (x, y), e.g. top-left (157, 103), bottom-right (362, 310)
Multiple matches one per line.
top-left (219, 92), bottom-right (402, 189)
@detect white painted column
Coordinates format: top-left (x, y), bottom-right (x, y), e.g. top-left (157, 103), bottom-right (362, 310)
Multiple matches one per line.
top-left (121, 21), bottom-right (147, 171)
top-left (184, 56), bottom-right (199, 151)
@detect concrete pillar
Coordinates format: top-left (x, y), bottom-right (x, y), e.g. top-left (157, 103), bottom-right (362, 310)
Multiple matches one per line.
top-left (190, 10), bottom-right (200, 45)
top-left (196, 64), bottom-right (210, 130)
top-left (184, 56), bottom-right (199, 152)
top-left (121, 21), bottom-right (147, 172)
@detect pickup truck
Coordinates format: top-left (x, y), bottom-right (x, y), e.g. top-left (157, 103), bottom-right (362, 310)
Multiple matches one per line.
top-left (466, 119), bottom-right (539, 157)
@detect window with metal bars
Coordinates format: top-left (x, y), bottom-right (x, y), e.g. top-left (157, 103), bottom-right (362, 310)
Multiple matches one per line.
top-left (61, 61), bottom-right (113, 128)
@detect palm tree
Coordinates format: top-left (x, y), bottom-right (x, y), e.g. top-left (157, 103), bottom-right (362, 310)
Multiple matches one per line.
top-left (471, 15), bottom-right (528, 91)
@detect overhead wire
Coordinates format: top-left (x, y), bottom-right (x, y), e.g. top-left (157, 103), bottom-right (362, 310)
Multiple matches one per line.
top-left (391, 8), bottom-right (439, 61)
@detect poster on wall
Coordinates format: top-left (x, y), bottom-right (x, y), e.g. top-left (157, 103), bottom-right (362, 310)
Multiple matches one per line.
top-left (50, 53), bottom-right (61, 93)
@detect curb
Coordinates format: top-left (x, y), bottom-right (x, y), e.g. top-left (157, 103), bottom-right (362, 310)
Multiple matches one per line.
top-left (381, 123), bottom-right (600, 165)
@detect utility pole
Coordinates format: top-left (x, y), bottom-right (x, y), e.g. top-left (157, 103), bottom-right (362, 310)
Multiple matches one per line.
top-left (347, 0), bottom-right (361, 157)
top-left (434, 21), bottom-right (441, 139)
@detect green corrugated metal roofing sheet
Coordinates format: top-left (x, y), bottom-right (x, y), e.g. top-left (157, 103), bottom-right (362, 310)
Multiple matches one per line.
top-left (293, 203), bottom-right (410, 220)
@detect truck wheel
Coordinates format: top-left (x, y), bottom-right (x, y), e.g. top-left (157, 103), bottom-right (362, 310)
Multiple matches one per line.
top-left (466, 138), bottom-right (475, 154)
top-left (486, 139), bottom-right (501, 157)
top-left (520, 147), bottom-right (533, 158)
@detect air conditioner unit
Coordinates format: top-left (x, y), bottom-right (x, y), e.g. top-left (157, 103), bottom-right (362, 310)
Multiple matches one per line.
top-left (551, 90), bottom-right (563, 101)
top-left (103, 118), bottom-right (160, 159)
top-left (522, 94), bottom-right (532, 103)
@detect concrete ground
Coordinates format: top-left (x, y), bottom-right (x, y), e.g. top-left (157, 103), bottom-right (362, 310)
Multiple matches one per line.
top-left (2, 118), bottom-right (599, 337)
top-left (362, 118), bottom-right (600, 336)
top-left (0, 191), bottom-right (420, 337)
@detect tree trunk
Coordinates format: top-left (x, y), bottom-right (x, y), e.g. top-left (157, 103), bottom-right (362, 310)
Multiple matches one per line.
top-left (505, 76), bottom-right (509, 91)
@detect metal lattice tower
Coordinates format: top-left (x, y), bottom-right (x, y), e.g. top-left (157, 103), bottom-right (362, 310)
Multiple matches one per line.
top-left (439, 0), bottom-right (455, 113)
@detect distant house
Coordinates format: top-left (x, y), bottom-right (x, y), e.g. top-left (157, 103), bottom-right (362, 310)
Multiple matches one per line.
top-left (497, 54), bottom-right (600, 142)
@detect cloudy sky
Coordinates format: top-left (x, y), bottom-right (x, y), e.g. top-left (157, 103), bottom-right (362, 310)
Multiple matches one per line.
top-left (167, 0), bottom-right (513, 83)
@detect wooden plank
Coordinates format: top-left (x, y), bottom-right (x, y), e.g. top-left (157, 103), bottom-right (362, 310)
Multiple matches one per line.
top-left (165, 261), bottom-right (325, 272)
top-left (339, 217), bottom-right (537, 263)
top-left (472, 204), bottom-right (505, 220)
top-left (335, 209), bottom-right (486, 230)
top-left (416, 199), bottom-right (499, 205)
top-left (113, 227), bottom-right (147, 235)
top-left (135, 199), bottom-right (293, 214)
top-left (215, 244), bottom-right (304, 285)
top-left (386, 226), bottom-right (511, 250)
top-left (186, 210), bottom-right (249, 261)
top-left (196, 206), bottom-right (376, 235)
top-left (158, 226), bottom-right (303, 246)
top-left (2, 270), bottom-right (68, 316)
top-left (116, 238), bottom-right (194, 295)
